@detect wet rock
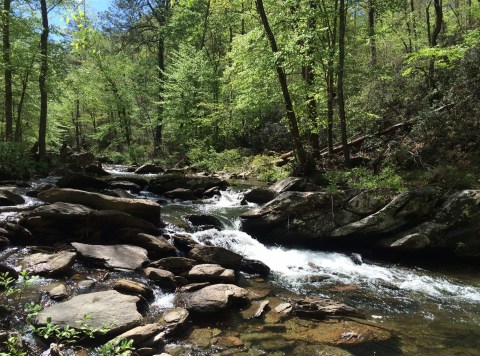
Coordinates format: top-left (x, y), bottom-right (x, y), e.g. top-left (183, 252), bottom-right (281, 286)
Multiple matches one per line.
top-left (164, 188), bottom-right (195, 200)
top-left (159, 307), bottom-right (189, 335)
top-left (0, 222), bottom-right (32, 245)
top-left (113, 279), bottom-right (154, 299)
top-left (180, 284), bottom-right (249, 313)
top-left (0, 189), bottom-right (25, 206)
top-left (109, 176), bottom-right (149, 189)
top-left (144, 267), bottom-right (177, 290)
top-left (186, 215), bottom-right (223, 230)
top-left (242, 300), bottom-right (270, 319)
top-left (72, 243), bottom-right (148, 271)
top-left (172, 233), bottom-right (199, 253)
top-left (56, 172), bottom-right (108, 190)
top-left (38, 188), bottom-right (161, 225)
top-left (109, 323), bottom-right (163, 348)
top-left (243, 187), bottom-right (276, 204)
top-left (148, 174), bottom-right (228, 195)
top-left (292, 345), bottom-right (353, 355)
top-left (187, 327), bottom-right (222, 347)
top-left (46, 283), bottom-right (69, 300)
top-left (135, 164), bottom-right (164, 174)
top-left (350, 253), bottom-right (363, 265)
top-left (186, 264), bottom-right (235, 284)
top-left (177, 282), bottom-right (210, 293)
top-left (293, 297), bottom-right (365, 319)
top-left (108, 181), bottom-right (141, 194)
top-left (104, 189), bottom-right (137, 199)
top-left (0, 263), bottom-right (19, 279)
top-left (188, 245), bottom-right (242, 270)
top-left (84, 164), bottom-right (111, 176)
top-left (36, 290), bottom-right (142, 335)
top-left (130, 234), bottom-right (177, 259)
top-left (203, 186), bottom-right (221, 198)
top-left (240, 258), bottom-right (270, 277)
top-left (269, 177), bottom-right (307, 194)
top-left (275, 302), bottom-right (292, 314)
top-left (214, 336), bottom-right (244, 348)
top-left (149, 257), bottom-right (197, 275)
top-left (20, 251), bottom-right (76, 276)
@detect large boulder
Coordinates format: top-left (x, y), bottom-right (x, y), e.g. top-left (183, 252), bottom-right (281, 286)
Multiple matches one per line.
top-left (129, 233), bottom-right (177, 259)
top-left (72, 243), bottom-right (149, 271)
top-left (135, 164), bottom-right (164, 174)
top-left (293, 297), bottom-right (365, 319)
top-left (38, 188), bottom-right (161, 225)
top-left (148, 174), bottom-right (228, 195)
top-left (188, 245), bottom-right (243, 269)
top-left (0, 189), bottom-right (25, 206)
top-left (269, 177), bottom-right (307, 194)
top-left (242, 187), bottom-right (276, 205)
top-left (66, 152), bottom-right (96, 167)
top-left (149, 257), bottom-right (197, 275)
top-left (56, 172), bottom-right (108, 190)
top-left (19, 251), bottom-right (76, 276)
top-left (36, 290), bottom-right (142, 335)
top-left (186, 264), bottom-right (235, 284)
top-left (179, 284), bottom-right (249, 313)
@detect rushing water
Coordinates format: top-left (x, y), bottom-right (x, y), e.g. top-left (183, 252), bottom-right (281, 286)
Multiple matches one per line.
top-left (162, 188), bottom-right (480, 355)
top-left (3, 169), bottom-right (480, 354)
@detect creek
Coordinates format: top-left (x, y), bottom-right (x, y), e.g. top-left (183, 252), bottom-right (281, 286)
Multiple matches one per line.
top-left (1, 168), bottom-right (480, 355)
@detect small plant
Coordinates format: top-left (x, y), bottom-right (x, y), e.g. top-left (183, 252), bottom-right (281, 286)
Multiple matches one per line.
top-left (0, 335), bottom-right (26, 356)
top-left (96, 337), bottom-right (135, 356)
top-left (0, 271), bottom-right (37, 299)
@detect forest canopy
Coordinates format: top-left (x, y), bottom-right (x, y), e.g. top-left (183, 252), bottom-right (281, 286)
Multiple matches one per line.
top-left (0, 0), bottom-right (479, 186)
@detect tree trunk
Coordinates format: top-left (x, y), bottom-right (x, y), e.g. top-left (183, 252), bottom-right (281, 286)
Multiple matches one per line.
top-left (3, 0), bottom-right (13, 140)
top-left (303, 0), bottom-right (320, 154)
top-left (74, 99), bottom-right (81, 149)
top-left (255, 0), bottom-right (309, 172)
top-left (154, 36), bottom-right (165, 154)
top-left (15, 55), bottom-right (35, 142)
top-left (367, 0), bottom-right (377, 65)
top-left (199, 0), bottom-right (211, 50)
top-left (427, 0), bottom-right (444, 93)
top-left (338, 0), bottom-right (350, 167)
top-left (38, 0), bottom-right (49, 160)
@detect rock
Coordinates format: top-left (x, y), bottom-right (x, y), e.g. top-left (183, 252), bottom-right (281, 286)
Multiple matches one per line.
top-left (159, 307), bottom-right (189, 335)
top-left (243, 187), bottom-right (276, 204)
top-left (177, 282), bottom-right (210, 293)
top-left (36, 290), bottom-right (142, 335)
top-left (56, 172), bottom-right (108, 190)
top-left (0, 222), bottom-right (32, 245)
top-left (240, 258), bottom-right (270, 277)
top-left (144, 267), bottom-right (177, 290)
top-left (275, 302), bottom-right (292, 314)
top-left (46, 283), bottom-right (69, 300)
top-left (109, 323), bottom-right (163, 348)
top-left (0, 263), bottom-right (19, 280)
top-left (186, 264), bottom-right (235, 283)
top-left (104, 189), bottom-right (137, 199)
top-left (345, 189), bottom-right (393, 215)
top-left (269, 177), bottom-right (307, 194)
top-left (67, 152), bottom-right (95, 166)
top-left (203, 186), bottom-right (221, 198)
top-left (172, 233), bottom-right (199, 253)
top-left (0, 189), bottom-right (25, 206)
top-left (38, 188), bottom-right (161, 225)
top-left (149, 257), bottom-right (197, 275)
top-left (350, 253), bottom-right (363, 265)
top-left (108, 181), bottom-right (141, 194)
top-left (185, 215), bottom-right (223, 230)
top-left (242, 300), bottom-right (270, 319)
top-left (135, 164), bottom-right (164, 174)
top-left (84, 164), bottom-right (111, 176)
top-left (215, 336), bottom-right (244, 348)
top-left (130, 234), bottom-right (177, 259)
top-left (89, 210), bottom-right (159, 234)
top-left (148, 174), bottom-right (228, 195)
top-left (109, 176), bottom-right (149, 189)
top-left (180, 284), bottom-right (249, 313)
top-left (293, 297), bottom-right (365, 319)
top-left (72, 243), bottom-right (148, 271)
top-left (20, 251), bottom-right (76, 276)
top-left (113, 279), bottom-right (154, 299)
top-left (292, 345), bottom-right (353, 355)
top-left (164, 188), bottom-right (195, 200)
top-left (332, 187), bottom-right (441, 237)
top-left (28, 202), bottom-right (93, 219)
top-left (188, 245), bottom-right (242, 270)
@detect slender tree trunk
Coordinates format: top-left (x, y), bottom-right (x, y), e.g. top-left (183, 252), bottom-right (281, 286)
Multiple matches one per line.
top-left (3, 0), bottom-right (13, 140)
top-left (38, 0), bottom-right (49, 160)
top-left (255, 0), bottom-right (309, 172)
top-left (303, 0), bottom-right (320, 154)
top-left (199, 0), bottom-right (210, 50)
top-left (74, 99), bottom-right (81, 149)
top-left (404, 0), bottom-right (413, 52)
top-left (338, 0), bottom-right (350, 167)
top-left (427, 0), bottom-right (444, 92)
top-left (325, 0), bottom-right (338, 154)
top-left (367, 0), bottom-right (377, 65)
top-left (154, 36), bottom-right (165, 154)
top-left (411, 0), bottom-right (417, 48)
top-left (15, 55), bottom-right (35, 142)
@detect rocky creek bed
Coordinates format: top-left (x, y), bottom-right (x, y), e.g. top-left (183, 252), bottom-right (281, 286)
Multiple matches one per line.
top-left (0, 164), bottom-right (480, 355)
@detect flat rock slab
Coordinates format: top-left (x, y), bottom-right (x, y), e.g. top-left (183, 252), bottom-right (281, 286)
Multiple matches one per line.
top-left (180, 284), bottom-right (249, 313)
top-left (186, 264), bottom-right (235, 284)
top-left (72, 243), bottom-right (148, 271)
top-left (36, 290), bottom-right (142, 335)
top-left (20, 251), bottom-right (76, 276)
top-left (188, 245), bottom-right (242, 269)
top-left (38, 188), bottom-right (161, 225)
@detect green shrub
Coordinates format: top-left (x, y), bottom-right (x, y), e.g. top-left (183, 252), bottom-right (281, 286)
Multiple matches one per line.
top-left (326, 166), bottom-right (405, 191)
top-left (187, 146), bottom-right (248, 173)
top-left (0, 142), bottom-right (35, 180)
top-left (250, 154), bottom-right (290, 183)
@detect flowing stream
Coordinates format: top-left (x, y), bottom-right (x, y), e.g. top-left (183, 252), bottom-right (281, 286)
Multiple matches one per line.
top-left (2, 168), bottom-right (480, 354)
top-left (162, 188), bottom-right (480, 355)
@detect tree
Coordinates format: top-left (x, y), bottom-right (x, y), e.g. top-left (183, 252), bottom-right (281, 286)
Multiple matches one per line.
top-left (255, 0), bottom-right (309, 172)
top-left (38, 0), bottom-right (49, 160)
top-left (3, 0), bottom-right (13, 141)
